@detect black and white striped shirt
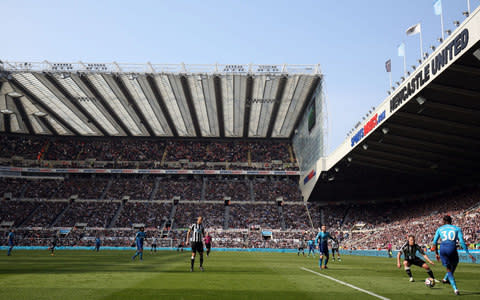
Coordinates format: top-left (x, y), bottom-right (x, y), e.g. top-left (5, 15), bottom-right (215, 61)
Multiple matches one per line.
top-left (190, 223), bottom-right (205, 243)
top-left (399, 242), bottom-right (424, 260)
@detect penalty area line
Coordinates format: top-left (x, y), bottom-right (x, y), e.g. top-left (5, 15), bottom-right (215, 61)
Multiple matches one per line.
top-left (300, 267), bottom-right (390, 300)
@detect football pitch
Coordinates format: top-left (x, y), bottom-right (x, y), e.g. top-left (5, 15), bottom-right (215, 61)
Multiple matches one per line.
top-left (0, 250), bottom-right (479, 300)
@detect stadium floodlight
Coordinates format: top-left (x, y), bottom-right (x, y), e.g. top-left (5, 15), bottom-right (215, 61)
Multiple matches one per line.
top-left (407, 71), bottom-right (411, 76)
top-left (362, 144), bottom-right (368, 150)
top-left (416, 96), bottom-right (426, 105)
top-left (347, 157), bottom-right (352, 163)
top-left (411, 65), bottom-right (416, 70)
top-left (437, 37), bottom-right (443, 43)
top-left (387, 91), bottom-right (391, 95)
top-left (33, 111), bottom-right (48, 117)
top-left (400, 77), bottom-right (405, 82)
top-left (462, 11), bottom-right (469, 17)
top-left (334, 167), bottom-right (339, 172)
top-left (60, 73), bottom-right (70, 79)
top-left (417, 59), bottom-right (423, 64)
top-left (430, 45), bottom-right (436, 51)
top-left (0, 109), bottom-right (13, 115)
top-left (445, 29), bottom-right (452, 36)
top-left (382, 127), bottom-right (389, 135)
top-left (423, 52), bottom-right (429, 59)
top-left (473, 49), bottom-right (480, 61)
top-left (7, 92), bottom-right (23, 98)
top-left (395, 81), bottom-right (400, 86)
top-left (453, 21), bottom-right (460, 27)
top-left (328, 175), bottom-right (335, 182)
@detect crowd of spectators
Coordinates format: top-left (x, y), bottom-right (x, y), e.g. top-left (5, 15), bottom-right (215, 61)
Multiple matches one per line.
top-left (228, 204), bottom-right (281, 229)
top-left (0, 178), bottom-right (29, 198)
top-left (174, 203), bottom-right (224, 229)
top-left (2, 183), bottom-right (479, 250)
top-left (154, 178), bottom-right (203, 200)
top-left (115, 202), bottom-right (172, 228)
top-left (253, 178), bottom-right (302, 201)
top-left (54, 177), bottom-right (108, 199)
top-left (55, 201), bottom-right (120, 227)
top-left (205, 179), bottom-right (250, 201)
top-left (22, 201), bottom-right (68, 227)
top-left (0, 135), bottom-right (295, 166)
top-left (0, 200), bottom-right (37, 226)
top-left (0, 135), bottom-right (45, 159)
top-left (106, 177), bottom-right (154, 200)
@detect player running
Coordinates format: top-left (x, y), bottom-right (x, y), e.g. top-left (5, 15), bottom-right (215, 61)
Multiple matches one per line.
top-left (186, 216), bottom-right (206, 272)
top-left (6, 229), bottom-right (14, 256)
top-left (307, 238), bottom-right (315, 257)
top-left (132, 227), bottom-right (146, 261)
top-left (49, 233), bottom-right (58, 256)
top-left (331, 238), bottom-right (341, 262)
top-left (432, 215), bottom-right (476, 295)
top-left (397, 235), bottom-right (435, 283)
top-left (94, 236), bottom-right (101, 252)
top-left (204, 232), bottom-right (212, 257)
top-left (315, 225), bottom-right (337, 269)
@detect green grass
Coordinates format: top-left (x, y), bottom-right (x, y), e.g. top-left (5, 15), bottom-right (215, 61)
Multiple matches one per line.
top-left (0, 250), bottom-right (479, 300)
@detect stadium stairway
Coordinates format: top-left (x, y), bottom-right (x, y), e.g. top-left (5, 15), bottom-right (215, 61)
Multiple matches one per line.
top-left (224, 205), bottom-right (230, 229)
top-left (278, 205), bottom-right (286, 230)
top-left (340, 205), bottom-right (353, 227)
top-left (18, 182), bottom-right (29, 198)
top-left (50, 201), bottom-right (71, 227)
top-left (100, 178), bottom-right (113, 200)
top-left (201, 178), bottom-right (206, 201)
top-left (249, 180), bottom-right (254, 201)
top-left (107, 201), bottom-right (124, 228)
top-left (17, 202), bottom-right (42, 228)
top-left (150, 178), bottom-right (161, 201)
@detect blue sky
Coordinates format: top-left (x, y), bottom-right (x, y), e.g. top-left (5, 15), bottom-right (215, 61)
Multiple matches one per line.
top-left (1, 0), bottom-right (477, 153)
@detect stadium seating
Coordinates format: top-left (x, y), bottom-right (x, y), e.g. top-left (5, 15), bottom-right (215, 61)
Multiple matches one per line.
top-left (0, 136), bottom-right (297, 170)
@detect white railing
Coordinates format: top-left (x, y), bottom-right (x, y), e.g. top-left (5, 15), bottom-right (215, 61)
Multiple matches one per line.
top-left (0, 61), bottom-right (321, 75)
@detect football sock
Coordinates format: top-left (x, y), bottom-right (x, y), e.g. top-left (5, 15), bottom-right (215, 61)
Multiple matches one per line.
top-left (139, 252), bottom-right (143, 260)
top-left (427, 270), bottom-right (434, 279)
top-left (405, 267), bottom-right (412, 278)
top-left (443, 273), bottom-right (449, 281)
top-left (446, 272), bottom-right (457, 291)
top-left (7, 247), bottom-right (12, 256)
top-left (324, 256), bottom-right (329, 266)
top-left (319, 258), bottom-right (323, 266)
top-left (200, 255), bottom-right (203, 267)
top-left (191, 256), bottom-right (195, 268)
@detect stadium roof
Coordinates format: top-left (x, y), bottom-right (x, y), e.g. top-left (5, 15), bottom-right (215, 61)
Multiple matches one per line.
top-left (306, 6), bottom-right (480, 203)
top-left (0, 62), bottom-right (321, 139)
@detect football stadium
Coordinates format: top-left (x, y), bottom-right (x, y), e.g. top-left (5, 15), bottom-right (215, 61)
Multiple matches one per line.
top-left (1, 1), bottom-right (480, 299)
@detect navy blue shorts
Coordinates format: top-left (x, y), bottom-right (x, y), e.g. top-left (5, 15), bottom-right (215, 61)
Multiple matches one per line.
top-left (440, 244), bottom-right (459, 269)
top-left (319, 242), bottom-right (329, 255)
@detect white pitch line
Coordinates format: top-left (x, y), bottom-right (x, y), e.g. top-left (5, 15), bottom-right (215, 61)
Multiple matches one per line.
top-left (300, 267), bottom-right (390, 300)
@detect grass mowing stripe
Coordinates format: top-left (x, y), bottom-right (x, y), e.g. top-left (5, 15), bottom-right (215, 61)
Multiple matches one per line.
top-left (300, 267), bottom-right (390, 300)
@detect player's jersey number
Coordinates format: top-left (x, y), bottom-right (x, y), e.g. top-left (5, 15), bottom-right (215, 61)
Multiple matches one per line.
top-left (441, 230), bottom-right (456, 241)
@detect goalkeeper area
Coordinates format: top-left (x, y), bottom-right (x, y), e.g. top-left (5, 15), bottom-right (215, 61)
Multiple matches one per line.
top-left (1, 251), bottom-right (479, 300)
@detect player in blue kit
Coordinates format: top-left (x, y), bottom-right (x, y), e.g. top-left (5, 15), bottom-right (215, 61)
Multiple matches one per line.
top-left (432, 215), bottom-right (476, 295)
top-left (315, 225), bottom-right (337, 269)
top-left (132, 227), bottom-right (146, 261)
top-left (6, 229), bottom-right (15, 256)
top-left (94, 236), bottom-right (101, 252)
top-left (307, 239), bottom-right (315, 257)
